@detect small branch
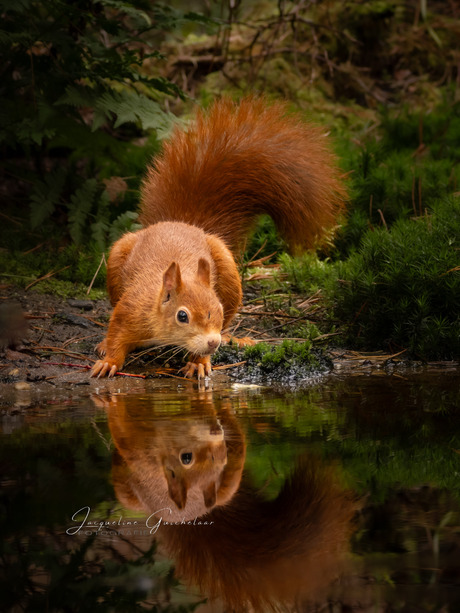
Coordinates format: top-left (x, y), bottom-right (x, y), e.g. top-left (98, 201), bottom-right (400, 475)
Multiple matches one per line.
top-left (87, 252), bottom-right (107, 295)
top-left (251, 313), bottom-right (311, 338)
top-left (62, 333), bottom-right (100, 348)
top-left (25, 266), bottom-right (71, 290)
top-left (239, 310), bottom-right (300, 318)
top-left (377, 208), bottom-right (388, 230)
top-left (32, 346), bottom-right (95, 362)
top-left (70, 313), bottom-right (107, 327)
top-left (41, 361), bottom-right (146, 378)
top-left (22, 242), bottom-right (46, 255)
top-left (213, 361), bottom-right (247, 371)
top-left (418, 176), bottom-right (423, 216)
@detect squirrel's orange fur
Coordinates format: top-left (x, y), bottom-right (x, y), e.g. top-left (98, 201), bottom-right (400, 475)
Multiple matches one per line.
top-left (103, 391), bottom-right (357, 610)
top-left (104, 393), bottom-right (246, 520)
top-left (91, 97), bottom-right (347, 378)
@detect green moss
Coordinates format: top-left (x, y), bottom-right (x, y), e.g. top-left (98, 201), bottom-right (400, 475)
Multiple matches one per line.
top-left (279, 252), bottom-right (339, 295)
top-left (243, 215), bottom-right (287, 262)
top-left (0, 245), bottom-right (108, 294)
top-left (335, 96), bottom-right (460, 256)
top-left (279, 194), bottom-right (459, 360)
top-left (216, 339), bottom-right (332, 384)
top-left (335, 198), bottom-right (460, 359)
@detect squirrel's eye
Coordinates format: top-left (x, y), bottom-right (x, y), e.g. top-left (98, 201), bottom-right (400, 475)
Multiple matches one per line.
top-left (208, 311), bottom-right (211, 319)
top-left (177, 310), bottom-right (189, 324)
top-left (180, 452), bottom-right (193, 465)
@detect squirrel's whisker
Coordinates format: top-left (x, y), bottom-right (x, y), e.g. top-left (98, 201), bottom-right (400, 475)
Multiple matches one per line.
top-left (90, 97), bottom-right (346, 379)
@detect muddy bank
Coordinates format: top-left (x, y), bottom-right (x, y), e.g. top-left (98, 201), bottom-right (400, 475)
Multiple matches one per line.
top-left (0, 286), bottom-right (110, 386)
top-left (1, 287), bottom-right (458, 403)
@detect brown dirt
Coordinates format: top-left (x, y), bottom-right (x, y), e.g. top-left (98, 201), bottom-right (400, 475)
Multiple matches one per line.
top-left (0, 285), bottom-right (234, 403)
top-left (0, 286), bottom-right (110, 388)
top-left (3, 285), bottom-right (456, 409)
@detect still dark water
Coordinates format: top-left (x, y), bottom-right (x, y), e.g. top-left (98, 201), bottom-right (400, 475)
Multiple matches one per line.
top-left (1, 368), bottom-right (460, 612)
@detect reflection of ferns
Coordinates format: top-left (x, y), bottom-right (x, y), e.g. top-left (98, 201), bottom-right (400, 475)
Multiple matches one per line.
top-left (1, 530), bottom-right (197, 612)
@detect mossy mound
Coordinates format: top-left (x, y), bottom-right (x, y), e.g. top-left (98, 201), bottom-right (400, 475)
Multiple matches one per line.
top-left (335, 198), bottom-right (460, 359)
top-left (216, 340), bottom-right (332, 385)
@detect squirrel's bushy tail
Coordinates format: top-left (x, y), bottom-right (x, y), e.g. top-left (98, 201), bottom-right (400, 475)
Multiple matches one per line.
top-left (139, 97), bottom-right (347, 254)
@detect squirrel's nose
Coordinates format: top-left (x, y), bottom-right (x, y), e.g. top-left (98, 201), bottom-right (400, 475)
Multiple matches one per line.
top-left (207, 338), bottom-right (220, 351)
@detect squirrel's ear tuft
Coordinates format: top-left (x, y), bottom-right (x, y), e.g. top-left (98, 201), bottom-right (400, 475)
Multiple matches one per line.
top-left (163, 262), bottom-right (182, 292)
top-left (197, 258), bottom-right (211, 286)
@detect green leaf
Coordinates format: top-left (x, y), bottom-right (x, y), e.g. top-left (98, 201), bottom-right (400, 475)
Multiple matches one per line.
top-left (109, 210), bottom-right (141, 243)
top-left (95, 90), bottom-right (174, 133)
top-left (67, 179), bottom-right (99, 244)
top-left (99, 0), bottom-right (152, 27)
top-left (30, 169), bottom-right (66, 229)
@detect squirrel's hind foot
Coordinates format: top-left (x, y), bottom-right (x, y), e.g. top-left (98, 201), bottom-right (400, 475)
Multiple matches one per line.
top-left (222, 333), bottom-right (256, 348)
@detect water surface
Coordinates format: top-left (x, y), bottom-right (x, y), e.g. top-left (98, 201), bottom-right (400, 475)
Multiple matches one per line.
top-left (1, 369), bottom-right (460, 611)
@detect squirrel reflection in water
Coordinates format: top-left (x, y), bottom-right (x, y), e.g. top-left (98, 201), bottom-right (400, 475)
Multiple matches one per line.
top-left (102, 393), bottom-right (245, 521)
top-left (100, 393), bottom-right (358, 611)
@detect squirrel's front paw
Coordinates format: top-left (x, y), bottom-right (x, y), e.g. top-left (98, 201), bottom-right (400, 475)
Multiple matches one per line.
top-left (179, 355), bottom-right (212, 379)
top-left (91, 358), bottom-right (120, 378)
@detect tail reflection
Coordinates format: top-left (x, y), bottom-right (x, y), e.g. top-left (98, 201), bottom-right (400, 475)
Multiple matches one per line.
top-left (162, 456), bottom-right (358, 610)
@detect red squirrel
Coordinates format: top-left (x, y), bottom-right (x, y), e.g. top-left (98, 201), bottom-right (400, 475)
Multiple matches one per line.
top-left (91, 97), bottom-right (347, 378)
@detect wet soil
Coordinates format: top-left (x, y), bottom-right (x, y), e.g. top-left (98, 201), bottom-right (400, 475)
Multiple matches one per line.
top-left (1, 286), bottom-right (458, 402)
top-left (0, 286), bottom-right (109, 387)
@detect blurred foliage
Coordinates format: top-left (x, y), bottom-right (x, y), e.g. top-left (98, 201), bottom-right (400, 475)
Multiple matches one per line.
top-left (334, 197), bottom-right (460, 358)
top-left (172, 0), bottom-right (459, 106)
top-left (0, 0), bottom-right (211, 251)
top-left (1, 0), bottom-right (459, 359)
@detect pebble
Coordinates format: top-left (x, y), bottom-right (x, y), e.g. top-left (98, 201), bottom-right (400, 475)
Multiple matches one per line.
top-left (14, 381), bottom-right (31, 391)
top-left (67, 299), bottom-right (94, 310)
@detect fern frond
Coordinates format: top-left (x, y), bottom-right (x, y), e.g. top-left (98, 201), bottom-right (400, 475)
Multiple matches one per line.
top-left (67, 179), bottom-right (99, 244)
top-left (109, 210), bottom-right (141, 243)
top-left (30, 169), bottom-right (66, 229)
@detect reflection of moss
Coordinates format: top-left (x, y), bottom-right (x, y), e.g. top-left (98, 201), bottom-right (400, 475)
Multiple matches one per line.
top-left (216, 339), bottom-right (332, 383)
top-left (226, 374), bottom-right (460, 503)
